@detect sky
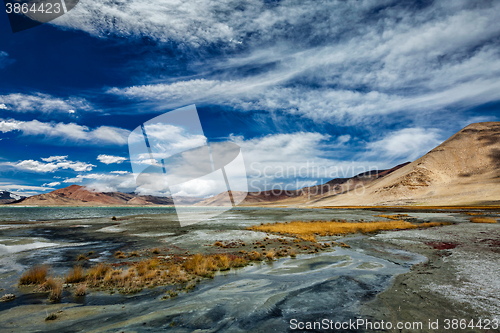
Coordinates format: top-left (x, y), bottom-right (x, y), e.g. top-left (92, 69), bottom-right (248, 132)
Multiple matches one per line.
top-left (0, 0), bottom-right (499, 198)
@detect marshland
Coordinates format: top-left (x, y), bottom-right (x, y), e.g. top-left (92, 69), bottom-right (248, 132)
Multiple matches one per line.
top-left (0, 206), bottom-right (499, 332)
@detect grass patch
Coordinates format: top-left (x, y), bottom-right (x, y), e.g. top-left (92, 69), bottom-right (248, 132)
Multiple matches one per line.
top-left (47, 279), bottom-right (63, 302)
top-left (75, 283), bottom-right (87, 296)
top-left (19, 265), bottom-right (48, 285)
top-left (65, 266), bottom-right (86, 284)
top-left (470, 217), bottom-right (498, 223)
top-left (114, 251), bottom-right (126, 259)
top-left (374, 214), bottom-right (409, 220)
top-left (248, 220), bottom-right (451, 241)
top-left (76, 254), bottom-right (88, 261)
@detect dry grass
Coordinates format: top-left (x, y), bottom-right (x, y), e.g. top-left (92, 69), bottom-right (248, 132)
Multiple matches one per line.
top-left (19, 265), bottom-right (48, 285)
top-left (39, 277), bottom-right (58, 292)
top-left (76, 254), bottom-right (88, 261)
top-left (374, 214), bottom-right (409, 220)
top-left (248, 219), bottom-right (454, 242)
top-left (247, 251), bottom-right (262, 261)
top-left (48, 279), bottom-right (63, 302)
top-left (466, 212), bottom-right (484, 216)
top-left (65, 266), bottom-right (86, 284)
top-left (265, 250), bottom-right (275, 260)
top-left (114, 251), bottom-right (126, 259)
top-left (86, 264), bottom-right (109, 284)
top-left (74, 283), bottom-right (87, 296)
top-left (470, 217), bottom-right (498, 223)
top-left (214, 254), bottom-right (230, 270)
top-left (128, 251), bottom-right (139, 258)
top-left (248, 220), bottom-right (419, 241)
top-left (183, 254), bottom-right (214, 277)
top-left (419, 222), bottom-right (452, 227)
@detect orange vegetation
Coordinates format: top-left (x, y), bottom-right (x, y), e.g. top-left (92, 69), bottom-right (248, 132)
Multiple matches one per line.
top-left (248, 220), bottom-right (451, 242)
top-left (470, 217), bottom-right (498, 223)
top-left (374, 214), bottom-right (409, 220)
top-left (19, 265), bottom-right (48, 285)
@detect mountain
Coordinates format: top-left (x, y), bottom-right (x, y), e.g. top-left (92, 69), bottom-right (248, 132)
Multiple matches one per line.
top-left (195, 162), bottom-right (410, 206)
top-left (0, 191), bottom-right (25, 204)
top-left (311, 122), bottom-right (500, 206)
top-left (12, 185), bottom-right (202, 206)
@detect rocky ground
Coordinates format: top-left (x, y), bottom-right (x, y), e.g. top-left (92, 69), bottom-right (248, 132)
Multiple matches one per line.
top-left (359, 223), bottom-right (500, 332)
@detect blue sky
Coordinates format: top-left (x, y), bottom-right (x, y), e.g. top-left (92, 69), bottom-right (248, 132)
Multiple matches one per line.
top-left (0, 0), bottom-right (499, 197)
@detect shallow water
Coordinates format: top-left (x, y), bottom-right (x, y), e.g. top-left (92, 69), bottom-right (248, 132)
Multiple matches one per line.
top-left (0, 207), bottom-right (479, 332)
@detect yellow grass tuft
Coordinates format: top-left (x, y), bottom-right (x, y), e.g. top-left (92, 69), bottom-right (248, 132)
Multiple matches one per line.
top-left (86, 264), bottom-right (109, 283)
top-left (248, 251), bottom-right (262, 261)
top-left (74, 283), bottom-right (87, 297)
top-left (47, 279), bottom-right (63, 302)
top-left (265, 250), bottom-right (275, 260)
top-left (470, 217), bottom-right (498, 223)
top-left (214, 254), bottom-right (230, 270)
top-left (19, 265), bottom-right (48, 285)
top-left (114, 251), bottom-right (126, 259)
top-left (76, 254), bottom-right (88, 261)
top-left (374, 214), bottom-right (409, 220)
top-left (419, 222), bottom-right (452, 228)
top-left (128, 251), bottom-right (139, 258)
top-left (39, 277), bottom-right (58, 292)
top-left (65, 266), bottom-right (86, 284)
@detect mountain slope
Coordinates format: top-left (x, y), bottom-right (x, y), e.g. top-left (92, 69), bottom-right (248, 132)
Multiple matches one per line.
top-left (0, 191), bottom-right (25, 204)
top-left (14, 185), bottom-right (178, 206)
top-left (195, 162), bottom-right (410, 206)
top-left (312, 122), bottom-right (500, 206)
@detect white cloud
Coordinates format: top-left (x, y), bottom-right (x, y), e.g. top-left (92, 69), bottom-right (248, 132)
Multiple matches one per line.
top-left (102, 1), bottom-right (500, 124)
top-left (97, 154), bottom-right (127, 164)
top-left (0, 92), bottom-right (92, 113)
top-left (0, 119), bottom-right (129, 146)
top-left (0, 183), bottom-right (53, 197)
top-left (366, 128), bottom-right (443, 161)
top-left (63, 173), bottom-right (118, 183)
top-left (110, 171), bottom-right (129, 174)
top-left (9, 158), bottom-right (96, 173)
top-left (43, 182), bottom-right (61, 187)
top-left (42, 156), bottom-right (68, 162)
top-left (0, 104), bottom-right (7, 110)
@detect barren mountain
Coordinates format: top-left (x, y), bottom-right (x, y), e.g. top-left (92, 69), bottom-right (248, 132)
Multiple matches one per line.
top-left (0, 191), bottom-right (25, 204)
top-left (312, 122), bottom-right (500, 206)
top-left (195, 162), bottom-right (410, 206)
top-left (13, 185), bottom-right (180, 206)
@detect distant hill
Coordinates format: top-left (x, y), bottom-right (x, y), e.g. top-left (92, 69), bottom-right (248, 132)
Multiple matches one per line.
top-left (195, 162), bottom-right (410, 206)
top-left (0, 191), bottom-right (25, 204)
top-left (12, 185), bottom-right (202, 206)
top-left (312, 122), bottom-right (500, 206)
